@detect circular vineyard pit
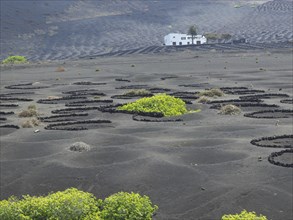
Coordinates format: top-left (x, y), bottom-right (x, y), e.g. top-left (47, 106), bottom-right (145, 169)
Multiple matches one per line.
top-left (45, 120), bottom-right (112, 131)
top-left (251, 135), bottom-right (293, 148)
top-left (244, 109), bottom-right (293, 119)
top-left (268, 149), bottom-right (293, 168)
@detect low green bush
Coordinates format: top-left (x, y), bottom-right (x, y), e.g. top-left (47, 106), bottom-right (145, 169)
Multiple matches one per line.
top-left (222, 210), bottom-right (267, 220)
top-left (2, 56), bottom-right (27, 64)
top-left (0, 189), bottom-right (158, 220)
top-left (0, 188), bottom-right (100, 220)
top-left (100, 192), bottom-right (158, 220)
top-left (117, 93), bottom-right (188, 116)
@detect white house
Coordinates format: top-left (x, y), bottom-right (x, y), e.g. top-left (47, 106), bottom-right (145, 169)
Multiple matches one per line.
top-left (164, 33), bottom-right (207, 46)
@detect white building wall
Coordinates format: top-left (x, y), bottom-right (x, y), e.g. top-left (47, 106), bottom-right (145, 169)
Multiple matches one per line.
top-left (164, 33), bottom-right (207, 46)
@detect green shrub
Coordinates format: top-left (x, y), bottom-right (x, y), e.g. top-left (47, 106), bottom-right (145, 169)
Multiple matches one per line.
top-left (100, 192), bottom-right (158, 220)
top-left (0, 189), bottom-right (158, 220)
top-left (205, 33), bottom-right (219, 40)
top-left (0, 188), bottom-right (100, 220)
top-left (2, 56), bottom-right (27, 64)
top-left (199, 88), bottom-right (224, 97)
top-left (117, 93), bottom-right (188, 116)
top-left (205, 33), bottom-right (232, 40)
top-left (222, 210), bottom-right (267, 220)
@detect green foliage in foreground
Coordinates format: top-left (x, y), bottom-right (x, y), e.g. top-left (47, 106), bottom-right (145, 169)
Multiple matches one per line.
top-left (100, 192), bottom-right (158, 220)
top-left (0, 188), bottom-right (100, 220)
top-left (0, 188), bottom-right (158, 220)
top-left (222, 210), bottom-right (267, 220)
top-left (117, 93), bottom-right (188, 116)
top-left (2, 56), bottom-right (28, 64)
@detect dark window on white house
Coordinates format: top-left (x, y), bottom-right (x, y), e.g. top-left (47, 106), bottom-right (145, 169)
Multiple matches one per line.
top-left (181, 37), bottom-right (186, 40)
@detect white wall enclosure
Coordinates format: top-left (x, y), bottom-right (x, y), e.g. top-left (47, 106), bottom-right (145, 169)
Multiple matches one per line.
top-left (164, 33), bottom-right (207, 46)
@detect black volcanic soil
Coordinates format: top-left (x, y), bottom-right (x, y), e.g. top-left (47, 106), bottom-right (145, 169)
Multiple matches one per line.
top-left (1, 0), bottom-right (293, 60)
top-left (0, 50), bottom-right (292, 220)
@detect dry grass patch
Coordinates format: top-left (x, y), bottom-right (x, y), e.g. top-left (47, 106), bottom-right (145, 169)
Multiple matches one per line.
top-left (55, 66), bottom-right (65, 72)
top-left (197, 96), bottom-right (210, 104)
top-left (18, 105), bottom-right (38, 117)
top-left (199, 88), bottom-right (224, 97)
top-left (69, 142), bottom-right (91, 152)
top-left (219, 104), bottom-right (241, 115)
top-left (21, 118), bottom-right (40, 128)
top-left (47, 95), bottom-right (61, 100)
top-left (123, 89), bottom-right (152, 96)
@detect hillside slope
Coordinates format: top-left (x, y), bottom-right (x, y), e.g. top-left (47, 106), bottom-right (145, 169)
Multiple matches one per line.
top-left (1, 0), bottom-right (292, 60)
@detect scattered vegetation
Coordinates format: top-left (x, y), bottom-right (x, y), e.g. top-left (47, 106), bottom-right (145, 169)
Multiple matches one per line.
top-left (0, 188), bottom-right (158, 220)
top-left (199, 88), bottom-right (224, 97)
top-left (1, 56), bottom-right (28, 64)
top-left (219, 104), bottom-right (241, 115)
top-left (28, 104), bottom-right (36, 110)
top-left (21, 118), bottom-right (40, 128)
top-left (18, 105), bottom-right (38, 117)
top-left (234, 4), bottom-right (243, 8)
top-left (100, 192), bottom-right (158, 220)
top-left (131, 64), bottom-right (135, 67)
top-left (69, 142), bottom-right (91, 152)
top-left (96, 69), bottom-right (100, 72)
top-left (117, 94), bottom-right (189, 116)
top-left (222, 210), bottom-right (267, 220)
top-left (123, 89), bottom-right (152, 96)
top-left (197, 96), bottom-right (210, 104)
top-left (31, 118), bottom-right (40, 126)
top-left (205, 33), bottom-right (232, 40)
top-left (21, 120), bottom-right (33, 128)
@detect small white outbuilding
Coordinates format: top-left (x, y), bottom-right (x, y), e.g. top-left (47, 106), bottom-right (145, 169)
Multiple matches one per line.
top-left (164, 33), bottom-right (207, 46)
